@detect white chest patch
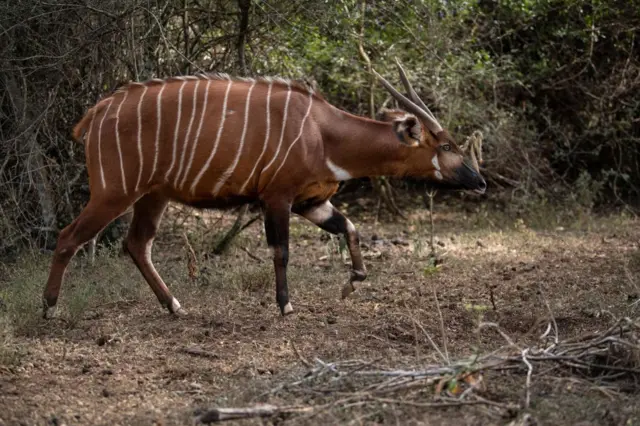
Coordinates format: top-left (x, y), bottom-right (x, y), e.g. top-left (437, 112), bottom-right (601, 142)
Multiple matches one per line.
top-left (431, 155), bottom-right (441, 171)
top-left (326, 159), bottom-right (352, 181)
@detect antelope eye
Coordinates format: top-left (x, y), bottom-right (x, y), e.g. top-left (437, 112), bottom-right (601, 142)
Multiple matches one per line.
top-left (442, 144), bottom-right (451, 152)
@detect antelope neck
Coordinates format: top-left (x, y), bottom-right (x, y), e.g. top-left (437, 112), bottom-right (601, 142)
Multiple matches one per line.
top-left (322, 108), bottom-right (411, 180)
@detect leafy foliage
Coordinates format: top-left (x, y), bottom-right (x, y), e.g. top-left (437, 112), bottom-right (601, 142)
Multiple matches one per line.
top-left (1, 0), bottom-right (638, 254)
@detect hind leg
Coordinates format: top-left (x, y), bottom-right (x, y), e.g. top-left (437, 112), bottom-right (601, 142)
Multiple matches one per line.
top-left (42, 197), bottom-right (132, 318)
top-left (122, 192), bottom-right (183, 314)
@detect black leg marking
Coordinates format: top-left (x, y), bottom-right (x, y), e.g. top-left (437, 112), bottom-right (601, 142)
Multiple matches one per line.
top-left (295, 200), bottom-right (367, 298)
top-left (264, 201), bottom-right (292, 315)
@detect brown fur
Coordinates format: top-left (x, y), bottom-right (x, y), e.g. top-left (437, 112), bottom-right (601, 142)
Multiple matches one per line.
top-left (43, 73), bottom-right (484, 318)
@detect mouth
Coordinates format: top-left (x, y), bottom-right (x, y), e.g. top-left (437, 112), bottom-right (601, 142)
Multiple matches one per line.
top-left (456, 162), bottom-right (487, 194)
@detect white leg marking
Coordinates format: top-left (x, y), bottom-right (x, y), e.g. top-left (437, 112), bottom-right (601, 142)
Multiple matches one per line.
top-left (239, 81), bottom-right (273, 194)
top-left (148, 83), bottom-right (167, 184)
top-left (135, 85), bottom-right (148, 192)
top-left (212, 80), bottom-right (257, 195)
top-left (43, 305), bottom-right (57, 319)
top-left (115, 91), bottom-right (129, 195)
top-left (175, 79), bottom-right (200, 187)
top-left (266, 91), bottom-right (314, 186)
top-left (97, 98), bottom-right (114, 189)
top-left (305, 200), bottom-right (334, 224)
top-left (283, 302), bottom-right (293, 315)
top-left (171, 297), bottom-right (181, 311)
top-left (346, 218), bottom-right (357, 234)
top-left (260, 82), bottom-right (291, 174)
top-left (431, 155), bottom-right (441, 171)
top-left (326, 159), bottom-right (352, 181)
top-left (165, 80), bottom-right (188, 181)
top-left (190, 80), bottom-right (233, 194)
top-left (180, 79), bottom-right (211, 189)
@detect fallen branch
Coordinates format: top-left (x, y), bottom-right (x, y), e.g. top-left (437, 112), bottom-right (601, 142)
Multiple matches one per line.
top-left (198, 404), bottom-right (314, 423)
top-left (263, 317), bottom-right (639, 417)
top-left (196, 317), bottom-right (639, 424)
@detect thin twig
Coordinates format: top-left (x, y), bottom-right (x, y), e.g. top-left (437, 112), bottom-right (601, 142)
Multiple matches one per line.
top-left (427, 189), bottom-right (437, 257)
top-left (180, 346), bottom-right (219, 359)
top-left (411, 316), bottom-right (448, 364)
top-left (239, 246), bottom-right (264, 263)
top-left (291, 341), bottom-right (313, 368)
top-left (183, 232), bottom-right (198, 281)
top-left (522, 348), bottom-right (533, 408)
top-left (537, 282), bottom-right (559, 346)
top-left (433, 288), bottom-right (450, 365)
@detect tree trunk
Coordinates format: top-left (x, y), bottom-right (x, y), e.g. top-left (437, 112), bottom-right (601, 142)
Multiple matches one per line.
top-left (3, 72), bottom-right (57, 248)
top-left (236, 0), bottom-right (251, 75)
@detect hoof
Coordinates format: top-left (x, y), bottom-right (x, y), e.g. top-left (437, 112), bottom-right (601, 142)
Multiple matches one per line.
top-left (350, 269), bottom-right (367, 282)
top-left (168, 298), bottom-right (187, 316)
top-left (42, 297), bottom-right (57, 319)
top-left (173, 307), bottom-right (188, 317)
top-left (42, 305), bottom-right (57, 319)
top-left (341, 282), bottom-right (356, 299)
top-left (282, 302), bottom-right (294, 316)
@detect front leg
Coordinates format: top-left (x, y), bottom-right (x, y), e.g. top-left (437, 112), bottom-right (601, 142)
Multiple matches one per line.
top-left (294, 200), bottom-right (367, 298)
top-left (264, 201), bottom-right (293, 316)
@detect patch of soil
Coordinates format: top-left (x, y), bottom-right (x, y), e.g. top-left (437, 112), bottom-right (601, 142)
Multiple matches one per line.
top-left (1, 200), bottom-right (639, 425)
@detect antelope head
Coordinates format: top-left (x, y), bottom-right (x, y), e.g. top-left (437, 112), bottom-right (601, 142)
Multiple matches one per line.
top-left (373, 61), bottom-right (487, 194)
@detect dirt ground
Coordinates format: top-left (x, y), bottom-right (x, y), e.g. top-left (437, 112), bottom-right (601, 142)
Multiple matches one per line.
top-left (1, 193), bottom-right (639, 426)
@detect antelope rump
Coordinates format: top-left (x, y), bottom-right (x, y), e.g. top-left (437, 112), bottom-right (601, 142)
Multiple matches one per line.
top-left (42, 62), bottom-right (487, 319)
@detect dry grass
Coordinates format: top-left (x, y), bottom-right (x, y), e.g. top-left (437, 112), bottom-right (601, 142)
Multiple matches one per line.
top-left (1, 196), bottom-right (639, 425)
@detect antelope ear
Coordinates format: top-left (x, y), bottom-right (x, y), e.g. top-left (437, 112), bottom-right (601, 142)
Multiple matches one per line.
top-left (377, 108), bottom-right (407, 122)
top-left (392, 115), bottom-right (422, 147)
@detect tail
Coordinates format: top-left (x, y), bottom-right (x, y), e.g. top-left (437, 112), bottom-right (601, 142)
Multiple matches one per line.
top-left (72, 107), bottom-right (97, 143)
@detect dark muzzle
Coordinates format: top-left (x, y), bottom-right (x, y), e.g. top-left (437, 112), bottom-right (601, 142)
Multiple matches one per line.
top-left (455, 161), bottom-right (487, 194)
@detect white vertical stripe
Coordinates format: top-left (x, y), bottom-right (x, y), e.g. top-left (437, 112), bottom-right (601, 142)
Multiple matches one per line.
top-left (135, 85), bottom-right (148, 192)
top-left (212, 80), bottom-right (257, 195)
top-left (175, 80), bottom-right (200, 187)
top-left (85, 108), bottom-right (97, 164)
top-left (240, 81), bottom-right (273, 194)
top-left (180, 79), bottom-right (211, 190)
top-left (115, 91), bottom-right (130, 195)
top-left (165, 80), bottom-right (188, 181)
top-left (148, 83), bottom-right (166, 184)
top-left (265, 91), bottom-right (314, 187)
top-left (190, 80), bottom-right (233, 194)
top-left (261, 83), bottom-right (291, 173)
top-left (97, 99), bottom-right (114, 189)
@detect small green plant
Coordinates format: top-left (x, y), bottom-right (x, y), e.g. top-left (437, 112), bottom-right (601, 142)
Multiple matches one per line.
top-left (423, 256), bottom-right (441, 277)
top-left (0, 317), bottom-right (24, 366)
top-left (0, 247), bottom-right (144, 335)
top-left (464, 302), bottom-right (491, 326)
top-left (237, 265), bottom-right (272, 294)
top-left (64, 281), bottom-right (98, 327)
top-left (0, 253), bottom-right (48, 336)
